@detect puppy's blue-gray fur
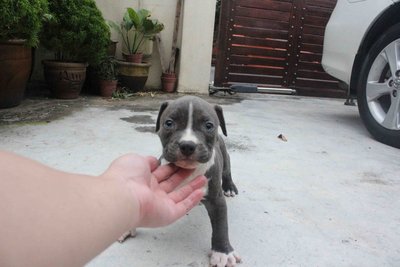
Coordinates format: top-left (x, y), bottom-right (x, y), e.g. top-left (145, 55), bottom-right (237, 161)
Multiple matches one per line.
top-left (156, 96), bottom-right (239, 265)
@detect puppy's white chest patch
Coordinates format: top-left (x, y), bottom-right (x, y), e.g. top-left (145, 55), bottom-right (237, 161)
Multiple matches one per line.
top-left (162, 149), bottom-right (215, 195)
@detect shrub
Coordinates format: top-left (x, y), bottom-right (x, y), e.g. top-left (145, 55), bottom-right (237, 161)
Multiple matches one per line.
top-left (0, 0), bottom-right (49, 47)
top-left (96, 57), bottom-right (117, 80)
top-left (41, 0), bottom-right (110, 64)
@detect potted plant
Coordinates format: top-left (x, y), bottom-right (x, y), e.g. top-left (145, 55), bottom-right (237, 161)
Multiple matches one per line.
top-left (157, 33), bottom-right (178, 93)
top-left (96, 57), bottom-right (118, 98)
top-left (0, 0), bottom-right (48, 108)
top-left (156, 0), bottom-right (182, 93)
top-left (109, 8), bottom-right (164, 92)
top-left (109, 8), bottom-right (164, 63)
top-left (40, 0), bottom-right (110, 99)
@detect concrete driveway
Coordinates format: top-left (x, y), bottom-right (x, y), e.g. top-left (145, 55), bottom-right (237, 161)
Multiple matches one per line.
top-left (1, 93), bottom-right (399, 267)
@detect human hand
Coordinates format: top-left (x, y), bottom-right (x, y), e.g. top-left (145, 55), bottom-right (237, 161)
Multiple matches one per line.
top-left (102, 153), bottom-right (207, 228)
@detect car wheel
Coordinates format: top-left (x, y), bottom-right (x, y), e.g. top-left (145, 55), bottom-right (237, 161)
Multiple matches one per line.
top-left (357, 23), bottom-right (400, 148)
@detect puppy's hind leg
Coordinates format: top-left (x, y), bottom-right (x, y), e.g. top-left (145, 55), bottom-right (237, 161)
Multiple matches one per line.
top-left (118, 228), bottom-right (137, 243)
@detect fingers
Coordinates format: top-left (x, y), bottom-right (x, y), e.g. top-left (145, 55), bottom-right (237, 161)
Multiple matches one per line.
top-left (145, 156), bottom-right (159, 172)
top-left (159, 168), bottom-right (194, 193)
top-left (169, 175), bottom-right (207, 203)
top-left (152, 163), bottom-right (179, 182)
top-left (171, 189), bottom-right (205, 219)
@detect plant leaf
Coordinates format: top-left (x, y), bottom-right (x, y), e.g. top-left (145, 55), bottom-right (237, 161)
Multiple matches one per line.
top-left (127, 8), bottom-right (141, 30)
top-left (143, 19), bottom-right (164, 36)
top-left (108, 20), bottom-right (122, 35)
top-left (122, 10), bottom-right (134, 31)
top-left (138, 9), bottom-right (151, 20)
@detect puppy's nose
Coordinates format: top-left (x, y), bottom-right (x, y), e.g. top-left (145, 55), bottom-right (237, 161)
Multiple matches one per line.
top-left (179, 141), bottom-right (197, 156)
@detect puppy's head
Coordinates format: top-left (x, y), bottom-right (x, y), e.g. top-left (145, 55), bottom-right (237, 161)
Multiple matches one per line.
top-left (156, 96), bottom-right (227, 169)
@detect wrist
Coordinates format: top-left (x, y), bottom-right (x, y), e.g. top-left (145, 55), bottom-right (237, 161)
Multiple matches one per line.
top-left (101, 174), bottom-right (142, 230)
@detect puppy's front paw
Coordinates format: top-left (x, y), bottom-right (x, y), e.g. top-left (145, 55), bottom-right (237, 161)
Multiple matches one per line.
top-left (118, 229), bottom-right (137, 243)
top-left (209, 250), bottom-right (241, 267)
top-left (222, 181), bottom-right (238, 197)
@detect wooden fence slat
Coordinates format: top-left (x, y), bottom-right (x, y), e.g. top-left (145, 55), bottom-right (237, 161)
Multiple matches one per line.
top-left (234, 26), bottom-right (289, 40)
top-left (302, 25), bottom-right (325, 36)
top-left (297, 69), bottom-right (336, 81)
top-left (236, 0), bottom-right (293, 11)
top-left (298, 61), bottom-right (325, 72)
top-left (302, 34), bottom-right (324, 45)
top-left (229, 73), bottom-right (283, 85)
top-left (231, 55), bottom-right (287, 68)
top-left (306, 5), bottom-right (333, 17)
top-left (235, 17), bottom-right (289, 31)
top-left (235, 6), bottom-right (291, 22)
top-left (232, 35), bottom-right (288, 50)
top-left (303, 15), bottom-right (330, 27)
top-left (299, 52), bottom-right (322, 63)
top-left (301, 43), bottom-right (323, 53)
top-left (231, 46), bottom-right (288, 58)
top-left (306, 0), bottom-right (336, 9)
top-left (229, 65), bottom-right (284, 76)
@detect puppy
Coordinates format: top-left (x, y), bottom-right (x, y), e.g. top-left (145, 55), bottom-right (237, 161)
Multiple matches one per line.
top-left (156, 96), bottom-right (241, 267)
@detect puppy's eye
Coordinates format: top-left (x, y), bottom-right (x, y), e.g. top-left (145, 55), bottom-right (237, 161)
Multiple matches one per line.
top-left (164, 119), bottom-right (175, 129)
top-left (205, 121), bottom-right (215, 131)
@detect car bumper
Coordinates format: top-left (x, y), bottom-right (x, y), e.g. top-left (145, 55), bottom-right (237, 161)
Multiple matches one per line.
top-left (322, 0), bottom-right (394, 85)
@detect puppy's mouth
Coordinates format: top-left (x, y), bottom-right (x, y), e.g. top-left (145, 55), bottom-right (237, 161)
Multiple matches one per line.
top-left (174, 159), bottom-right (199, 170)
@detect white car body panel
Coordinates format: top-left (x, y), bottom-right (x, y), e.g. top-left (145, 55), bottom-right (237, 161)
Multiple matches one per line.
top-left (321, 0), bottom-right (397, 85)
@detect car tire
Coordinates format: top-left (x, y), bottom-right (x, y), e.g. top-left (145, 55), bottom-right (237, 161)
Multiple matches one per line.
top-left (357, 23), bottom-right (400, 148)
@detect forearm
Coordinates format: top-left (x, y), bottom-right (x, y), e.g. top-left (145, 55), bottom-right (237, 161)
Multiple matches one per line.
top-left (0, 151), bottom-right (139, 267)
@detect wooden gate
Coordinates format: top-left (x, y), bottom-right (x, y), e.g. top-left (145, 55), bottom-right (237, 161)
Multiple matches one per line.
top-left (214, 0), bottom-right (345, 97)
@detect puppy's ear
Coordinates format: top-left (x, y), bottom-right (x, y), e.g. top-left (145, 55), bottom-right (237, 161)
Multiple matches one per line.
top-left (156, 101), bottom-right (169, 132)
top-left (214, 105), bottom-right (227, 136)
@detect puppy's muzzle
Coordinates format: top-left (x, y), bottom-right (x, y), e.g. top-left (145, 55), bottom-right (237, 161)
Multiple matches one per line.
top-left (179, 141), bottom-right (197, 157)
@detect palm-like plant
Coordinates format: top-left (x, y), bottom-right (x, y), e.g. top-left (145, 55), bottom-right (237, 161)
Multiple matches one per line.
top-left (109, 8), bottom-right (164, 56)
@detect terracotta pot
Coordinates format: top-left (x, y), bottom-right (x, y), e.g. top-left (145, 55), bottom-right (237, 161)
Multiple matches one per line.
top-left (99, 79), bottom-right (117, 97)
top-left (116, 60), bottom-right (151, 92)
top-left (161, 72), bottom-right (177, 93)
top-left (162, 72), bottom-right (177, 79)
top-left (0, 40), bottom-right (32, 108)
top-left (123, 53), bottom-right (143, 63)
top-left (43, 60), bottom-right (88, 99)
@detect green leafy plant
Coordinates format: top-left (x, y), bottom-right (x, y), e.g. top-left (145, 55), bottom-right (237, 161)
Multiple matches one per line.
top-left (112, 87), bottom-right (134, 99)
top-left (0, 0), bottom-right (49, 47)
top-left (96, 57), bottom-right (117, 81)
top-left (40, 0), bottom-right (110, 64)
top-left (109, 8), bottom-right (164, 55)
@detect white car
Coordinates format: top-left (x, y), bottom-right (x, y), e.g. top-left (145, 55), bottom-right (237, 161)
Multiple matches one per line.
top-left (322, 0), bottom-right (400, 148)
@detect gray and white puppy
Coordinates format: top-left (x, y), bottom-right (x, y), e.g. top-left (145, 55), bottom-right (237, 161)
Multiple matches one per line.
top-left (156, 96), bottom-right (241, 267)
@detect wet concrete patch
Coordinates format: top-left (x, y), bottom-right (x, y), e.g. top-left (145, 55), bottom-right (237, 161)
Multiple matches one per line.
top-left (121, 115), bottom-right (155, 124)
top-left (0, 98), bottom-right (88, 125)
top-left (225, 135), bottom-right (254, 152)
top-left (134, 126), bottom-right (156, 133)
top-left (360, 172), bottom-right (391, 186)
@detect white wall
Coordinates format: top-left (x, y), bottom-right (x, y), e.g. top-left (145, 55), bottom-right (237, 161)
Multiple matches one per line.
top-left (96, 0), bottom-right (178, 90)
top-left (96, 0), bottom-right (216, 93)
top-left (178, 0), bottom-right (216, 94)
top-left (32, 0), bottom-right (216, 94)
